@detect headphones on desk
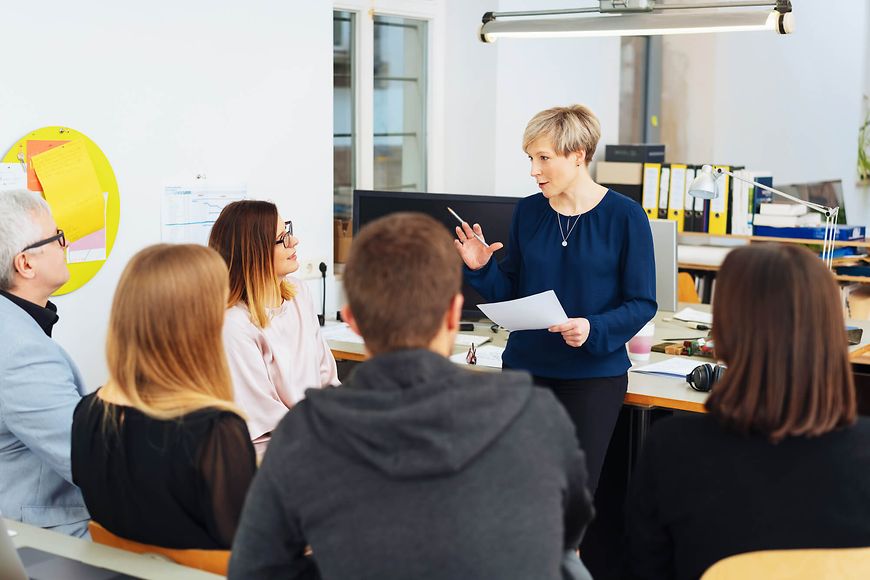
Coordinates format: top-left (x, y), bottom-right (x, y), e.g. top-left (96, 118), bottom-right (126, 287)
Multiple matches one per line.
top-left (686, 363), bottom-right (725, 392)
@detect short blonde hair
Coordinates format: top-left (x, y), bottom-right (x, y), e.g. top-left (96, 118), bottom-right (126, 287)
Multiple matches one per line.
top-left (523, 105), bottom-right (601, 165)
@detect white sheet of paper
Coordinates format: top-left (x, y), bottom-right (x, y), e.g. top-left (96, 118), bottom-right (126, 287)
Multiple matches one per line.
top-left (673, 307), bottom-right (713, 325)
top-left (477, 290), bottom-right (568, 331)
top-left (0, 163), bottom-right (27, 191)
top-left (453, 334), bottom-right (491, 348)
top-left (630, 356), bottom-right (700, 378)
top-left (322, 323), bottom-right (492, 349)
top-left (162, 185), bottom-right (247, 245)
top-left (450, 344), bottom-right (504, 368)
top-left (320, 322), bottom-right (364, 344)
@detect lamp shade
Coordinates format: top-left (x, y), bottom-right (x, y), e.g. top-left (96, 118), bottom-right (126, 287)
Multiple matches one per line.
top-left (687, 165), bottom-right (718, 200)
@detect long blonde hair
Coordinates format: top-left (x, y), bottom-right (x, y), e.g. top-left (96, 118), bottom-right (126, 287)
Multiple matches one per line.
top-left (104, 244), bottom-right (242, 420)
top-left (208, 200), bottom-right (295, 328)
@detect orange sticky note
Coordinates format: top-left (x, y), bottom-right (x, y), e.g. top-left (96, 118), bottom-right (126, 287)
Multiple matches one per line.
top-left (26, 140), bottom-right (69, 191)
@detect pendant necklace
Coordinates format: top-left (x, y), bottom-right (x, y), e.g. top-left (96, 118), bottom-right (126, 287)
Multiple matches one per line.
top-left (556, 211), bottom-right (580, 247)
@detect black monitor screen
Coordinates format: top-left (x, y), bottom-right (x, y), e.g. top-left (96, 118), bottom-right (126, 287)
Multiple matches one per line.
top-left (353, 190), bottom-right (520, 320)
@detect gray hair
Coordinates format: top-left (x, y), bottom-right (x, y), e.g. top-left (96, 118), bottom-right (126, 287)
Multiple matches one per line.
top-left (0, 190), bottom-right (51, 290)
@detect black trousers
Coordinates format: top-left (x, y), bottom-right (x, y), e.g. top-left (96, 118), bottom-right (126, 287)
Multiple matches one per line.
top-left (532, 374), bottom-right (628, 494)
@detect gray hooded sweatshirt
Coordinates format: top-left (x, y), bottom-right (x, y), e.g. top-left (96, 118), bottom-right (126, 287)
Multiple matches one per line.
top-left (229, 349), bottom-right (593, 580)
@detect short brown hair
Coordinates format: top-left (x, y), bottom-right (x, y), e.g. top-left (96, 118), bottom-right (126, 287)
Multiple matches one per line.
top-left (209, 200), bottom-right (295, 328)
top-left (522, 104), bottom-right (601, 165)
top-left (343, 213), bottom-right (462, 354)
top-left (707, 244), bottom-right (855, 442)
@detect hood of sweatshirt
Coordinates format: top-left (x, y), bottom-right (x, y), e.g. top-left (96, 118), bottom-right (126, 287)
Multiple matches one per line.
top-left (303, 349), bottom-right (534, 479)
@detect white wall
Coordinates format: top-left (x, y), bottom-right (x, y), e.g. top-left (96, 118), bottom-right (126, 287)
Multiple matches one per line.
top-left (860, 0), bottom-right (870, 205)
top-left (2, 1), bottom-right (334, 389)
top-left (440, 0), bottom-right (623, 198)
top-left (663, 0), bottom-right (870, 224)
top-left (492, 0), bottom-right (622, 197)
top-left (441, 0), bottom-right (499, 195)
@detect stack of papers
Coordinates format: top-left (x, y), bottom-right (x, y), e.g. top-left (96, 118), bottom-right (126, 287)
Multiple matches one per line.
top-left (629, 357), bottom-right (700, 379)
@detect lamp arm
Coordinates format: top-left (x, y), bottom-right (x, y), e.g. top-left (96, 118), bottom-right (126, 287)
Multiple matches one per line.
top-left (716, 168), bottom-right (836, 217)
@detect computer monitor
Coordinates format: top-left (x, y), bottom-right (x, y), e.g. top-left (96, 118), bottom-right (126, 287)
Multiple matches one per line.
top-left (353, 190), bottom-right (519, 320)
top-left (649, 219), bottom-right (678, 312)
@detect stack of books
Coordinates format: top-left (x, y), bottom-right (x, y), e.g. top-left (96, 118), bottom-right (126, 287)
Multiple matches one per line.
top-left (752, 203), bottom-right (821, 227)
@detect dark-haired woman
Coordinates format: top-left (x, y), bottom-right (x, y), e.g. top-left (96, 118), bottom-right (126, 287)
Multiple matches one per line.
top-left (209, 201), bottom-right (338, 451)
top-left (626, 244), bottom-right (870, 580)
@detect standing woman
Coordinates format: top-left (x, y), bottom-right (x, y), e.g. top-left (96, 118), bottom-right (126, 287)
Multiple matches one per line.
top-left (71, 244), bottom-right (256, 549)
top-left (209, 201), bottom-right (338, 449)
top-left (455, 105), bottom-right (656, 491)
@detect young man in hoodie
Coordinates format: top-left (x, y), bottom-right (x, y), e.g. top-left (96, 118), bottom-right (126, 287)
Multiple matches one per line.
top-left (229, 212), bottom-right (594, 580)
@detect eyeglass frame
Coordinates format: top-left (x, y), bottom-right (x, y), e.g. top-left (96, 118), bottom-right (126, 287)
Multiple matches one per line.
top-left (21, 229), bottom-right (67, 253)
top-left (275, 220), bottom-right (294, 248)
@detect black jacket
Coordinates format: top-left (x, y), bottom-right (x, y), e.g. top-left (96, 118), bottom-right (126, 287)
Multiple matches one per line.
top-left (229, 349), bottom-right (593, 580)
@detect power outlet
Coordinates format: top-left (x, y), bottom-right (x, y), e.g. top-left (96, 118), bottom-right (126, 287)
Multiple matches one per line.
top-left (297, 259), bottom-right (327, 280)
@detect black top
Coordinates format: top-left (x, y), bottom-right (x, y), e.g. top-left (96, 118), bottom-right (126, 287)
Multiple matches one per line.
top-left (626, 414), bottom-right (870, 580)
top-left (71, 392), bottom-right (257, 549)
top-left (229, 349), bottom-right (594, 580)
top-left (0, 290), bottom-right (58, 336)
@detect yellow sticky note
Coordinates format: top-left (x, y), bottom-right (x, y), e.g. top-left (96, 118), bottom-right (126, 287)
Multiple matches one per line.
top-left (31, 140), bottom-right (104, 243)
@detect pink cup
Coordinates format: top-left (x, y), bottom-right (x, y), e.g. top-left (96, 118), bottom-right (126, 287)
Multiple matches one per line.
top-left (628, 321), bottom-right (655, 362)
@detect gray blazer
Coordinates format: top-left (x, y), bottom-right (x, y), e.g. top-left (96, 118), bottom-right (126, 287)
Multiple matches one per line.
top-left (0, 294), bottom-right (89, 537)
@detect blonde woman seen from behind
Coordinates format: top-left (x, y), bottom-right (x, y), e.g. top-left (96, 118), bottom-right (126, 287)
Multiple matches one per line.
top-left (71, 244), bottom-right (256, 549)
top-left (209, 201), bottom-right (339, 451)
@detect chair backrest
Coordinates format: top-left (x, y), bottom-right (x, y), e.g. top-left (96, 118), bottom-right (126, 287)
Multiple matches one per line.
top-left (702, 547), bottom-right (870, 580)
top-left (88, 521), bottom-right (230, 576)
top-left (677, 272), bottom-right (701, 304)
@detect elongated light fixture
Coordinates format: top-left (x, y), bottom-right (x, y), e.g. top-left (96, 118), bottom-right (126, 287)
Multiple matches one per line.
top-left (480, 0), bottom-right (793, 42)
top-left (687, 165), bottom-right (839, 269)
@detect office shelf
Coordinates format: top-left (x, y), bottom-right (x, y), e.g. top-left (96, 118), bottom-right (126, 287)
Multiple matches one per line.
top-left (678, 232), bottom-right (870, 284)
top-left (679, 232), bottom-right (870, 248)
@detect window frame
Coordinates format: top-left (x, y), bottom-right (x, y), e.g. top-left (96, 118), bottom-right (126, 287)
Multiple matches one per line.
top-left (333, 0), bottom-right (444, 195)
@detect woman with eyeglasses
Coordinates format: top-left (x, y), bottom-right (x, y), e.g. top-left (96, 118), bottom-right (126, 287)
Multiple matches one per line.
top-left (209, 201), bottom-right (338, 452)
top-left (625, 244), bottom-right (870, 580)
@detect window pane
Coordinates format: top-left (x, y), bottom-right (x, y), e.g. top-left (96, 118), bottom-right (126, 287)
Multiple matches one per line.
top-left (373, 15), bottom-right (427, 193)
top-left (619, 36), bottom-right (647, 145)
top-left (334, 11), bottom-right (355, 219)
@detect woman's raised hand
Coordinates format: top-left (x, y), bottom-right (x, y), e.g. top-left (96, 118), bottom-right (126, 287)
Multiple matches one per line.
top-left (453, 222), bottom-right (504, 270)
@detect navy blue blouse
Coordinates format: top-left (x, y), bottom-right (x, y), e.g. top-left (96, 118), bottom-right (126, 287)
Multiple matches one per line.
top-left (465, 190), bottom-right (657, 379)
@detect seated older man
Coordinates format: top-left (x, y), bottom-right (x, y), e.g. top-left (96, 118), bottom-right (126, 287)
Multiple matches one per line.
top-left (0, 189), bottom-right (89, 537)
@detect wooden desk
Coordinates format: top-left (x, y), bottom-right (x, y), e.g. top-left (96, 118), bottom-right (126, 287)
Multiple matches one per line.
top-left (328, 305), bottom-right (870, 417)
top-left (328, 311), bottom-right (711, 413)
top-left (6, 519), bottom-right (222, 580)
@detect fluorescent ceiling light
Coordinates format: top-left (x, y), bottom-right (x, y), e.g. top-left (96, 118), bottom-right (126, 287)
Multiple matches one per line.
top-left (480, 1), bottom-right (794, 42)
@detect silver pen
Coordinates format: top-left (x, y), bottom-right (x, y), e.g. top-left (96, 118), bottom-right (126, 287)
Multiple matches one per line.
top-left (447, 206), bottom-right (489, 248)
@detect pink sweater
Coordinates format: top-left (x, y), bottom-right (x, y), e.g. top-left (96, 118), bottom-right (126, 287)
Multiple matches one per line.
top-left (222, 277), bottom-right (339, 440)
